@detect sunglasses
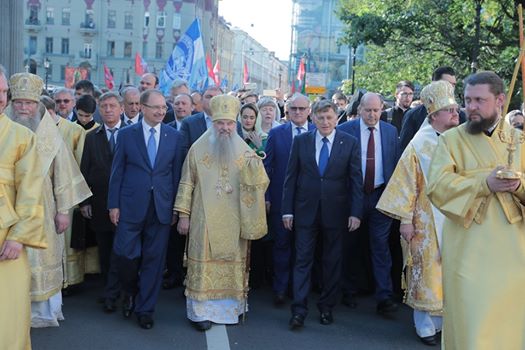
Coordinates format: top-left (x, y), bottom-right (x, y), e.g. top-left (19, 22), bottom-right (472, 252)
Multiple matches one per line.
top-left (55, 99), bottom-right (72, 104)
top-left (289, 106), bottom-right (308, 112)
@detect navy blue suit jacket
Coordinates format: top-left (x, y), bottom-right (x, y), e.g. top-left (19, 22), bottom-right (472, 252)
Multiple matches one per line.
top-left (263, 122), bottom-right (315, 215)
top-left (281, 130), bottom-right (363, 228)
top-left (338, 119), bottom-right (400, 186)
top-left (107, 122), bottom-right (186, 225)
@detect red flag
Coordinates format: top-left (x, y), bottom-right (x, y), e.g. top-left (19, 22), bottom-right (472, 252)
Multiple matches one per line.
top-left (213, 59), bottom-right (220, 86)
top-left (103, 64), bottom-right (114, 90)
top-left (243, 61), bottom-right (249, 84)
top-left (206, 53), bottom-right (216, 84)
top-left (64, 66), bottom-right (75, 88)
top-left (297, 58), bottom-right (306, 94)
top-left (135, 52), bottom-right (147, 76)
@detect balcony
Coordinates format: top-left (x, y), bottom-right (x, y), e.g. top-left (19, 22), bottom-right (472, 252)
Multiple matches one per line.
top-left (25, 18), bottom-right (42, 32)
top-left (79, 22), bottom-right (97, 36)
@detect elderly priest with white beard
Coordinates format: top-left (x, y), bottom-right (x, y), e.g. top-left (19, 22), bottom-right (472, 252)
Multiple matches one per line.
top-left (5, 71), bottom-right (91, 329)
top-left (175, 94), bottom-right (269, 332)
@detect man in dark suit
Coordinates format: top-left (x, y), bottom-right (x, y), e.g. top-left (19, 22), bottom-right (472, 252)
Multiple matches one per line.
top-left (107, 89), bottom-right (185, 329)
top-left (264, 93), bottom-right (315, 305)
top-left (282, 100), bottom-right (363, 329)
top-left (400, 66), bottom-right (466, 150)
top-left (120, 87), bottom-right (142, 126)
top-left (380, 80), bottom-right (414, 133)
top-left (178, 86), bottom-right (223, 148)
top-left (338, 92), bottom-right (401, 315)
top-left (79, 92), bottom-right (123, 312)
top-left (163, 92), bottom-right (194, 290)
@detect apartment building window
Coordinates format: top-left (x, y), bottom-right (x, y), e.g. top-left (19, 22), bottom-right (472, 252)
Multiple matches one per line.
top-left (27, 5), bottom-right (39, 25)
top-left (155, 42), bottom-right (163, 59)
top-left (45, 37), bottom-right (53, 54)
top-left (107, 41), bottom-right (115, 57)
top-left (144, 12), bottom-right (150, 28)
top-left (107, 10), bottom-right (116, 29)
top-left (83, 10), bottom-right (95, 29)
top-left (84, 43), bottom-right (92, 59)
top-left (46, 7), bottom-right (54, 25)
top-left (61, 38), bottom-right (69, 55)
top-left (124, 42), bottom-right (132, 58)
top-left (156, 11), bottom-right (166, 28)
top-left (62, 8), bottom-right (70, 25)
top-left (124, 12), bottom-right (133, 29)
top-left (60, 65), bottom-right (66, 81)
top-left (142, 42), bottom-right (148, 58)
top-left (28, 36), bottom-right (37, 55)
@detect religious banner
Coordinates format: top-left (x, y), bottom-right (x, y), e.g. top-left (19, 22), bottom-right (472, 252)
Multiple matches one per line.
top-left (134, 52), bottom-right (148, 76)
top-left (159, 18), bottom-right (208, 93)
top-left (103, 64), bottom-right (114, 90)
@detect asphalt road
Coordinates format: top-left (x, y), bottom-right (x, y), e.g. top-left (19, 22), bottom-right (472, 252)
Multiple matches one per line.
top-left (31, 277), bottom-right (432, 350)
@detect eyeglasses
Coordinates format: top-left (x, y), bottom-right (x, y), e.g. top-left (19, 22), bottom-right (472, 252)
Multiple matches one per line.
top-left (442, 107), bottom-right (459, 114)
top-left (399, 92), bottom-right (414, 98)
top-left (289, 106), bottom-right (308, 112)
top-left (55, 99), bottom-right (72, 104)
top-left (142, 104), bottom-right (167, 112)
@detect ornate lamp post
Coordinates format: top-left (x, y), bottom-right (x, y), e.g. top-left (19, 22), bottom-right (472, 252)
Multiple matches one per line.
top-left (44, 58), bottom-right (50, 91)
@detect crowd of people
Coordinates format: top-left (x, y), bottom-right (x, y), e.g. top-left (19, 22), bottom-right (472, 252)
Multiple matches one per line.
top-left (1, 63), bottom-right (524, 350)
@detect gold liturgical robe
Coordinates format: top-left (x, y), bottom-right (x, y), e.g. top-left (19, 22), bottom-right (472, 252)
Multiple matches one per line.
top-left (376, 123), bottom-right (442, 313)
top-left (25, 112), bottom-right (92, 301)
top-left (427, 122), bottom-right (525, 350)
top-left (174, 130), bottom-right (269, 301)
top-left (0, 114), bottom-right (45, 350)
top-left (57, 118), bottom-right (99, 286)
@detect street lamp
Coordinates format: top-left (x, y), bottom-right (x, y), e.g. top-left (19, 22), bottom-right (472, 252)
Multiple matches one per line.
top-left (44, 58), bottom-right (50, 91)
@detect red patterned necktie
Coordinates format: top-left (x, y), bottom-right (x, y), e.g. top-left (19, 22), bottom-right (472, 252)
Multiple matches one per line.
top-left (364, 127), bottom-right (375, 194)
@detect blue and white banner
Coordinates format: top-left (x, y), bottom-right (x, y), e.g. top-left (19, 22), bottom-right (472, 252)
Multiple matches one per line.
top-left (159, 19), bottom-right (208, 94)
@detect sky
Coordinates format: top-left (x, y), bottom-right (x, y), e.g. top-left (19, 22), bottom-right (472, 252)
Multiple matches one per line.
top-left (218, 0), bottom-right (293, 61)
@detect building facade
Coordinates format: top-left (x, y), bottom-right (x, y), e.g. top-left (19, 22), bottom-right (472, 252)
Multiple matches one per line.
top-left (231, 28), bottom-right (288, 92)
top-left (290, 0), bottom-right (350, 95)
top-left (22, 0), bottom-right (220, 89)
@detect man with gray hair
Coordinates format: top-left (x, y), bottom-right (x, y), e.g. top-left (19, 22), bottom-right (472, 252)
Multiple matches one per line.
top-left (121, 86), bottom-right (142, 125)
top-left (283, 99), bottom-right (362, 329)
top-left (54, 87), bottom-right (77, 121)
top-left (6, 71), bottom-right (91, 328)
top-left (263, 93), bottom-right (315, 306)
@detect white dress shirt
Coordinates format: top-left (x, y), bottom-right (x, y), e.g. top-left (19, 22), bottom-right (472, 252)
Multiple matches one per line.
top-left (123, 113), bottom-right (140, 125)
top-left (104, 120), bottom-right (122, 142)
top-left (359, 118), bottom-right (384, 188)
top-left (290, 120), bottom-right (309, 139)
top-left (204, 112), bottom-right (213, 130)
top-left (315, 129), bottom-right (335, 165)
top-left (142, 119), bottom-right (161, 151)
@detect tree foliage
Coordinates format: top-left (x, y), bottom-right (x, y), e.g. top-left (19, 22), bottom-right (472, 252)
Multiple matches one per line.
top-left (337, 0), bottom-right (524, 104)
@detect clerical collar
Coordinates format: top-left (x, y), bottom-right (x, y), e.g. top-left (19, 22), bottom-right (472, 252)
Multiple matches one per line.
top-left (484, 118), bottom-right (500, 137)
top-left (79, 119), bottom-right (95, 130)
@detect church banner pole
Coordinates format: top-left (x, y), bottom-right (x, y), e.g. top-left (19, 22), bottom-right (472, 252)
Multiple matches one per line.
top-left (504, 4), bottom-right (525, 116)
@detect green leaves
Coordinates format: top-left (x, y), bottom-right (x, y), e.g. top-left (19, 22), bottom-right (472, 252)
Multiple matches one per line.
top-left (337, 0), bottom-right (522, 106)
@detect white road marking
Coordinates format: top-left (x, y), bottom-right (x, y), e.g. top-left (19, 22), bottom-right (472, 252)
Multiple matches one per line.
top-left (206, 324), bottom-right (231, 350)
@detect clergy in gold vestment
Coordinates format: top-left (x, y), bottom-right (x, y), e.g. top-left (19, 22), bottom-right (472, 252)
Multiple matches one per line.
top-left (6, 72), bottom-right (92, 328)
top-left (175, 95), bottom-right (269, 332)
top-left (377, 81), bottom-right (459, 346)
top-left (0, 67), bottom-right (45, 350)
top-left (427, 71), bottom-right (525, 350)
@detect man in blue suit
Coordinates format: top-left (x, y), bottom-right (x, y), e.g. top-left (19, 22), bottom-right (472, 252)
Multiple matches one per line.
top-left (264, 93), bottom-right (316, 305)
top-left (283, 100), bottom-right (363, 329)
top-left (107, 89), bottom-right (186, 329)
top-left (178, 86), bottom-right (223, 149)
top-left (338, 92), bottom-right (401, 315)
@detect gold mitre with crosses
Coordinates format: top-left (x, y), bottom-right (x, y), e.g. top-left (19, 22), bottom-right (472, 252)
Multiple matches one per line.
top-left (210, 94), bottom-right (241, 122)
top-left (420, 80), bottom-right (457, 115)
top-left (9, 72), bottom-right (44, 103)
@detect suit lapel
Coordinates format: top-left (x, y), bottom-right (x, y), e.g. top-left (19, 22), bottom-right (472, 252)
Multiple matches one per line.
top-left (134, 124), bottom-right (152, 169)
top-left (306, 131), bottom-right (318, 172)
top-left (325, 131), bottom-right (343, 174)
top-left (155, 124), bottom-right (170, 168)
top-left (199, 114), bottom-right (207, 133)
top-left (97, 126), bottom-right (112, 158)
top-left (283, 123), bottom-right (293, 151)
